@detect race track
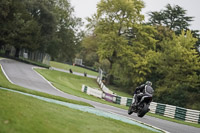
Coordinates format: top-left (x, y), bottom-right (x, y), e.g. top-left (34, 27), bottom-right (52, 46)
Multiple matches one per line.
top-left (0, 59), bottom-right (199, 133)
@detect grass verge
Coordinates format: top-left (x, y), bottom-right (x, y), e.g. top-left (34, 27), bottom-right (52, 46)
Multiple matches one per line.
top-left (0, 65), bottom-right (92, 107)
top-left (35, 68), bottom-right (129, 110)
top-left (0, 89), bottom-right (157, 133)
top-left (50, 61), bottom-right (98, 76)
top-left (107, 85), bottom-right (132, 98)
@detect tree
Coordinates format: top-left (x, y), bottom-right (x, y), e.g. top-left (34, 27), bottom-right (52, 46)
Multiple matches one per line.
top-left (87, 0), bottom-right (145, 84)
top-left (151, 31), bottom-right (200, 108)
top-left (78, 34), bottom-right (99, 66)
top-left (148, 4), bottom-right (193, 35)
top-left (111, 24), bottom-right (157, 91)
top-left (0, 0), bottom-right (12, 49)
top-left (46, 0), bottom-right (83, 62)
top-left (148, 3), bottom-right (200, 52)
top-left (0, 0), bottom-right (83, 62)
top-left (0, 0), bottom-right (42, 57)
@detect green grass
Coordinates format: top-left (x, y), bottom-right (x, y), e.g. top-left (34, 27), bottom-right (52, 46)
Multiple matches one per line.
top-left (35, 69), bottom-right (129, 110)
top-left (107, 85), bottom-right (132, 98)
top-left (147, 112), bottom-right (200, 128)
top-left (0, 89), bottom-right (157, 133)
top-left (50, 61), bottom-right (98, 76)
top-left (51, 61), bottom-right (131, 98)
top-left (0, 65), bottom-right (92, 107)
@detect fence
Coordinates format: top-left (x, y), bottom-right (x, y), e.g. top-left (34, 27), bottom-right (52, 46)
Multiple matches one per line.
top-left (81, 76), bottom-right (200, 124)
top-left (149, 102), bottom-right (200, 124)
top-left (0, 47), bottom-right (51, 66)
top-left (19, 49), bottom-right (51, 65)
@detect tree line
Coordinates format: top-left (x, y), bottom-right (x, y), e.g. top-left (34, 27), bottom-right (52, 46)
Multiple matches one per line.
top-left (78, 0), bottom-right (200, 110)
top-left (0, 0), bottom-right (83, 62)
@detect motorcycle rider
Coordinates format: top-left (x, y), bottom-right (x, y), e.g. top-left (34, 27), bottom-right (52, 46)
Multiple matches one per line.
top-left (133, 81), bottom-right (154, 107)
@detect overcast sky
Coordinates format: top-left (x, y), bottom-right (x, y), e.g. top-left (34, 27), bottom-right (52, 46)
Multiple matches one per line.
top-left (70, 0), bottom-right (200, 31)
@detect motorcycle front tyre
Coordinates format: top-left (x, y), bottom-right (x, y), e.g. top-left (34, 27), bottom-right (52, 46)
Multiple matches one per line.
top-left (137, 103), bottom-right (148, 117)
top-left (128, 105), bottom-right (134, 115)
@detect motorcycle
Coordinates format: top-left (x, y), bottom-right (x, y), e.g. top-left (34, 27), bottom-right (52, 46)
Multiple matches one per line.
top-left (128, 93), bottom-right (152, 117)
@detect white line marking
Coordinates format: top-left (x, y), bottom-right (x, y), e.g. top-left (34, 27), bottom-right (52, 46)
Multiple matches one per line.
top-left (0, 64), bottom-right (14, 84)
top-left (97, 108), bottom-right (170, 133)
top-left (32, 67), bottom-right (66, 94)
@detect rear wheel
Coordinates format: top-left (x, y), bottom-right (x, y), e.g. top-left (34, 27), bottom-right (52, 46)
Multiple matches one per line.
top-left (137, 103), bottom-right (148, 117)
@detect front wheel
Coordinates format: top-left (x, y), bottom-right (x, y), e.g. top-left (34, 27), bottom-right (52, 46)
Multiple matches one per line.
top-left (128, 105), bottom-right (134, 115)
top-left (137, 103), bottom-right (148, 117)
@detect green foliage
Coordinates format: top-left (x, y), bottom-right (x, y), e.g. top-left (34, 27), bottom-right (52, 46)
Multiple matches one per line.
top-left (148, 3), bottom-right (200, 49)
top-left (87, 0), bottom-right (148, 85)
top-left (77, 35), bottom-right (99, 67)
top-left (0, 0), bottom-right (83, 62)
top-left (148, 4), bottom-right (193, 35)
top-left (151, 31), bottom-right (200, 109)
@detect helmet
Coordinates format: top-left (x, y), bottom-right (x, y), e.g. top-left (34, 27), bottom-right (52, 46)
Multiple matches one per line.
top-left (145, 81), bottom-right (152, 86)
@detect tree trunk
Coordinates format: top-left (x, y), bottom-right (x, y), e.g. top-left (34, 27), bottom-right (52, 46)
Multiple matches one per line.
top-left (106, 59), bottom-right (114, 85)
top-left (15, 47), bottom-right (20, 58)
top-left (107, 74), bottom-right (114, 85)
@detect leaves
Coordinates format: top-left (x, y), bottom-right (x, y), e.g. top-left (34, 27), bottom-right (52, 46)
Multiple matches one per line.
top-left (0, 0), bottom-right (83, 62)
top-left (148, 4), bottom-right (193, 35)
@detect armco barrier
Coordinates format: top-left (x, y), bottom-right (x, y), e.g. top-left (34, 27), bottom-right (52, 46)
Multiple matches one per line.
top-left (175, 107), bottom-right (187, 121)
top-left (164, 104), bottom-right (176, 118)
top-left (84, 77), bottom-right (200, 124)
top-left (120, 97), bottom-right (128, 106)
top-left (103, 92), bottom-right (115, 102)
top-left (156, 103), bottom-right (166, 115)
top-left (126, 98), bottom-right (133, 107)
top-left (97, 77), bottom-right (113, 94)
top-left (149, 102), bottom-right (157, 114)
top-left (115, 96), bottom-right (121, 104)
top-left (82, 85), bottom-right (103, 98)
top-left (185, 109), bottom-right (200, 123)
top-left (199, 114), bottom-right (200, 124)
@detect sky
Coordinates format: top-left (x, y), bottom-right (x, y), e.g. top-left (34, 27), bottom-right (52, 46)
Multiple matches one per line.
top-left (70, 0), bottom-right (200, 31)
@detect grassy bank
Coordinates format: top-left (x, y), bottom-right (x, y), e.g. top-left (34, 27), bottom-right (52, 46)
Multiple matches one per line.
top-left (0, 89), bottom-right (157, 133)
top-left (107, 85), bottom-right (132, 98)
top-left (35, 69), bottom-right (129, 110)
top-left (50, 61), bottom-right (98, 76)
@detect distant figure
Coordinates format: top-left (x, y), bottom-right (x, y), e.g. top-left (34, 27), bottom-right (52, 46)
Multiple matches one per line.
top-left (69, 68), bottom-right (73, 74)
top-left (84, 72), bottom-right (87, 77)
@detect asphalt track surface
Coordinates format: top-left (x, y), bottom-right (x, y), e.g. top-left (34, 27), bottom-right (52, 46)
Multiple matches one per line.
top-left (0, 59), bottom-right (200, 133)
